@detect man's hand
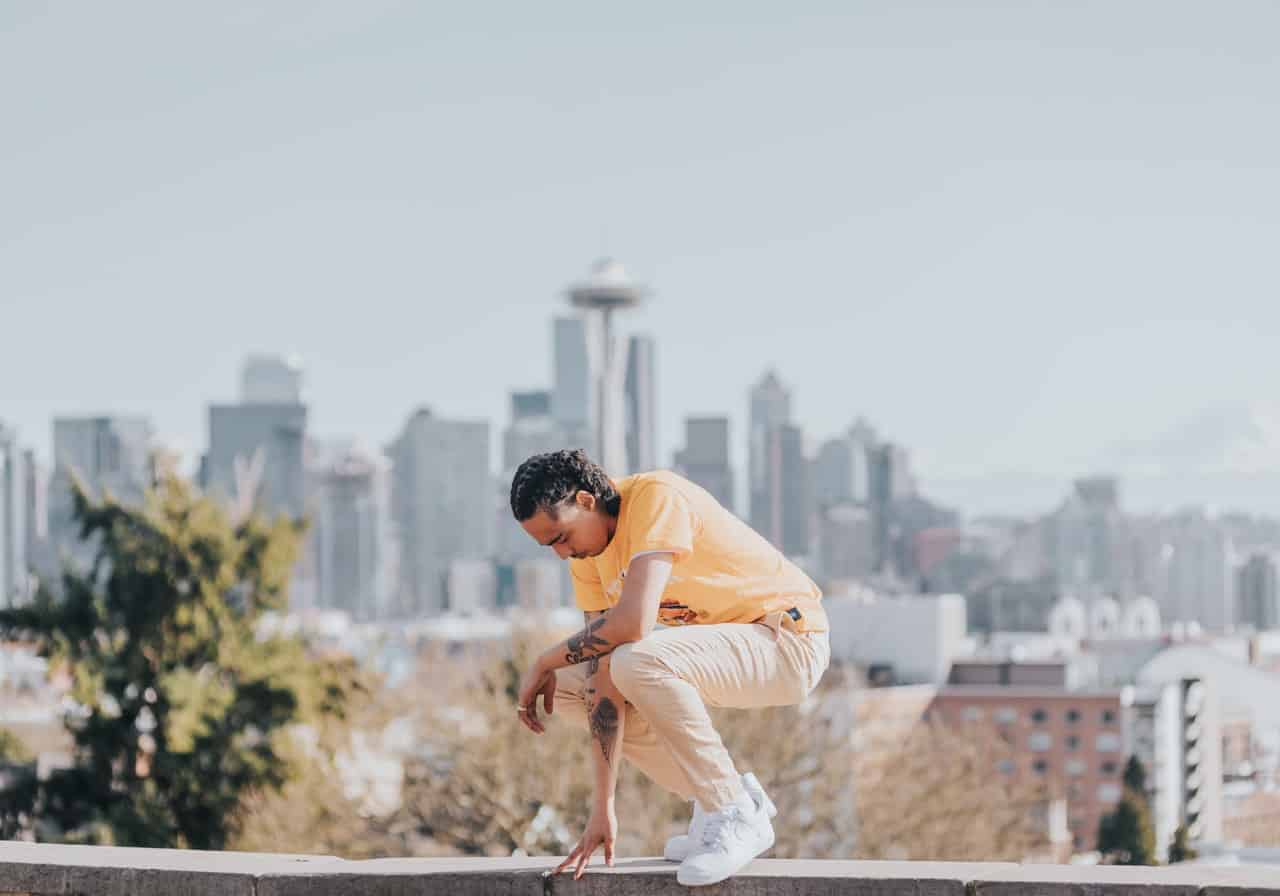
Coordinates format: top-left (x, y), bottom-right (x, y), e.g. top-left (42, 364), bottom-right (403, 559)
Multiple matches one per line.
top-left (516, 656), bottom-right (556, 734)
top-left (554, 803), bottom-right (618, 879)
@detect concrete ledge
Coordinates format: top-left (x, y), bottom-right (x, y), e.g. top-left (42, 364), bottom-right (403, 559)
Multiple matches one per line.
top-left (0, 844), bottom-right (1276, 896)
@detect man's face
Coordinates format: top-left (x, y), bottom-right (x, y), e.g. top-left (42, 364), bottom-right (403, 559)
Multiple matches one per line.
top-left (520, 491), bottom-right (613, 560)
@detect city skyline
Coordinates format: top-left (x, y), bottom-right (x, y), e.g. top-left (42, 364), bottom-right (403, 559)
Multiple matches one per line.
top-left (5, 3), bottom-right (1280, 516)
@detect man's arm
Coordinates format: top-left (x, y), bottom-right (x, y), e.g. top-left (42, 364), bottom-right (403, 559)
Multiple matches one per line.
top-left (582, 610), bottom-right (624, 804)
top-left (542, 552), bottom-right (673, 672)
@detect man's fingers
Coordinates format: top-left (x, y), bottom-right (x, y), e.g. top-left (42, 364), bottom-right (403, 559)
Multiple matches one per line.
top-left (573, 844), bottom-right (593, 880)
top-left (542, 678), bottom-right (555, 715)
top-left (554, 845), bottom-right (580, 875)
top-left (604, 838), bottom-right (614, 866)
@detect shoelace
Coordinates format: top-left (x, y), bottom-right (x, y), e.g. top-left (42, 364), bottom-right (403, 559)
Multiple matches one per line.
top-left (699, 806), bottom-right (747, 850)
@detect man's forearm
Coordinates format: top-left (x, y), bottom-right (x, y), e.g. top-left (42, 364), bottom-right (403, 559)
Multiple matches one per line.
top-left (542, 612), bottom-right (630, 671)
top-left (585, 655), bottom-right (625, 808)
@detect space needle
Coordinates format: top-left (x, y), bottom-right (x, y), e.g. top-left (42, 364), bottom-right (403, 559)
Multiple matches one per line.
top-left (566, 258), bottom-right (649, 476)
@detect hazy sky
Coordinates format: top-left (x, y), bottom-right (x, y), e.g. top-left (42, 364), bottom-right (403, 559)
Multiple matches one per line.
top-left (4, 2), bottom-right (1279, 504)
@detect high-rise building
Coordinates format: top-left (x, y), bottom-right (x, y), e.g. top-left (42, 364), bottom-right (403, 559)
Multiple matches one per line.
top-left (817, 502), bottom-right (876, 584)
top-left (503, 390), bottom-right (563, 474)
top-left (48, 416), bottom-right (154, 571)
top-left (312, 440), bottom-right (392, 621)
top-left (868, 442), bottom-right (914, 573)
top-left (1237, 552), bottom-right (1279, 631)
top-left (1153, 510), bottom-right (1234, 632)
top-left (205, 402), bottom-right (308, 520)
top-left (1049, 477), bottom-right (1133, 595)
top-left (748, 369), bottom-right (792, 540)
top-left (624, 333), bottom-right (657, 474)
top-left (673, 416), bottom-right (734, 512)
top-left (22, 448), bottom-right (47, 581)
top-left (0, 424), bottom-right (29, 607)
top-left (552, 316), bottom-right (592, 453)
top-left (565, 259), bottom-right (648, 476)
top-left (812, 418), bottom-right (876, 508)
top-left (754, 422), bottom-right (810, 557)
top-left (241, 354), bottom-right (303, 404)
top-left (388, 408), bottom-right (491, 618)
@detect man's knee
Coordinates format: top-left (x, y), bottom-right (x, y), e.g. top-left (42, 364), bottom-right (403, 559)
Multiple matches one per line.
top-left (608, 640), bottom-right (667, 698)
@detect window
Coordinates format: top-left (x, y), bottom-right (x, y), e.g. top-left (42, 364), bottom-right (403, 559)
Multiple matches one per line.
top-left (1100, 760), bottom-right (1119, 775)
top-left (1066, 735), bottom-right (1081, 751)
top-left (1065, 758), bottom-right (1087, 776)
top-left (1032, 759), bottom-right (1049, 775)
top-left (1029, 732), bottom-right (1053, 752)
top-left (1066, 708), bottom-right (1081, 724)
top-left (1096, 733), bottom-right (1121, 752)
top-left (1101, 709), bottom-right (1117, 725)
top-left (995, 707), bottom-right (1018, 724)
top-left (1098, 782), bottom-right (1121, 802)
top-left (962, 706), bottom-right (984, 722)
top-left (996, 758), bottom-right (1016, 775)
top-left (1031, 708), bottom-right (1048, 724)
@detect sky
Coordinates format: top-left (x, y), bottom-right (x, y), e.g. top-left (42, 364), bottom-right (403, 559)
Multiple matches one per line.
top-left (4, 2), bottom-right (1280, 514)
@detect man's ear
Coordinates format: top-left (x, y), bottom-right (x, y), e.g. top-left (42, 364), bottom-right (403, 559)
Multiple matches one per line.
top-left (575, 490), bottom-right (597, 512)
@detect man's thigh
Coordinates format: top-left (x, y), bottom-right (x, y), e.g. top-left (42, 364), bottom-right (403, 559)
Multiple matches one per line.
top-left (615, 621), bottom-right (820, 710)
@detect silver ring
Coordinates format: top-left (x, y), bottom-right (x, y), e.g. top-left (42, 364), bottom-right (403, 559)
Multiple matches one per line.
top-left (517, 705), bottom-right (530, 713)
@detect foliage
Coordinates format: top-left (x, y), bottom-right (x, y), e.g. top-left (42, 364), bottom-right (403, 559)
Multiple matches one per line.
top-left (1097, 756), bottom-right (1157, 865)
top-left (0, 470), bottom-right (359, 849)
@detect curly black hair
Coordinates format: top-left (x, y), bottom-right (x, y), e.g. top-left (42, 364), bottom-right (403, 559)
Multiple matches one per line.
top-left (509, 449), bottom-right (621, 521)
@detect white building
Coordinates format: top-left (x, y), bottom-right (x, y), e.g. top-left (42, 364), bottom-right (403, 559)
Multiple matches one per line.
top-left (825, 593), bottom-right (968, 685)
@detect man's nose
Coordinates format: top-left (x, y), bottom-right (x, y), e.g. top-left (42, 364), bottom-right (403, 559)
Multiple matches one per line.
top-left (553, 543), bottom-right (571, 559)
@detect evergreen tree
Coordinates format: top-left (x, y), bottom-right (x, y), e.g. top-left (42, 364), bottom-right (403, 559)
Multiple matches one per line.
top-left (1097, 755), bottom-right (1157, 865)
top-left (1167, 823), bottom-right (1198, 864)
top-left (0, 470), bottom-right (358, 848)
top-left (1123, 755), bottom-right (1147, 798)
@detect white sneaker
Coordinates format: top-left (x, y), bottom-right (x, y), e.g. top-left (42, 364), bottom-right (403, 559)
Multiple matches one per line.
top-left (676, 787), bottom-right (775, 887)
top-left (663, 773), bottom-right (776, 863)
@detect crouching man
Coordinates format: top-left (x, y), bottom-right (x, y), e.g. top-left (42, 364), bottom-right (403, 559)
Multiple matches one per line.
top-left (511, 449), bottom-right (830, 887)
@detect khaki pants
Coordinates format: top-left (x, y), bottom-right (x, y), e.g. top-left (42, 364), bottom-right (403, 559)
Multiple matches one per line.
top-left (553, 610), bottom-right (831, 811)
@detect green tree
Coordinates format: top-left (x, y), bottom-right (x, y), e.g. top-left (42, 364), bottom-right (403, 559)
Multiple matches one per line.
top-left (1123, 755), bottom-right (1147, 797)
top-left (0, 471), bottom-right (357, 849)
top-left (1167, 823), bottom-right (1198, 864)
top-left (1097, 756), bottom-right (1156, 865)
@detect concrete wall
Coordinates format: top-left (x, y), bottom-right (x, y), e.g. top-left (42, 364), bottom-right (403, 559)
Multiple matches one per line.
top-left (0, 844), bottom-right (1275, 896)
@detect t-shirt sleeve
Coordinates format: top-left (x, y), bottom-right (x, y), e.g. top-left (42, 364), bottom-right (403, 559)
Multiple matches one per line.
top-left (569, 559), bottom-right (611, 612)
top-left (625, 482), bottom-right (696, 566)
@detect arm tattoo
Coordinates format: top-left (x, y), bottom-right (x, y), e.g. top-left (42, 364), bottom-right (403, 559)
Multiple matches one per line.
top-left (589, 697), bottom-right (620, 765)
top-left (566, 616), bottom-right (610, 666)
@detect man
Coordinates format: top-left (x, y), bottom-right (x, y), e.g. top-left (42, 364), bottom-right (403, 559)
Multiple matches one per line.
top-left (511, 449), bottom-right (830, 887)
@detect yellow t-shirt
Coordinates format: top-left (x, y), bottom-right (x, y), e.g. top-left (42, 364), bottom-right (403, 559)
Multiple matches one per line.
top-left (568, 470), bottom-right (827, 632)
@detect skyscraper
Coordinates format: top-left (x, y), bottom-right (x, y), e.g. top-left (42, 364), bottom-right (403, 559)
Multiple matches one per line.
top-left (312, 440), bottom-right (392, 621)
top-left (48, 416), bottom-right (154, 571)
top-left (812, 418), bottom-right (877, 507)
top-left (565, 259), bottom-right (648, 476)
top-left (1153, 510), bottom-right (1233, 631)
top-left (1236, 552), bottom-right (1279, 630)
top-left (673, 416), bottom-right (734, 511)
top-left (22, 448), bottom-right (47, 582)
top-left (552, 316), bottom-right (592, 453)
top-left (624, 333), bottom-right (657, 474)
top-left (0, 423), bottom-right (28, 607)
top-left (205, 402), bottom-right (308, 519)
top-left (1049, 477), bottom-right (1133, 595)
top-left (748, 369), bottom-right (792, 539)
top-left (388, 408), bottom-right (490, 618)
top-left (241, 354), bottom-right (303, 404)
top-left (503, 390), bottom-right (563, 474)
